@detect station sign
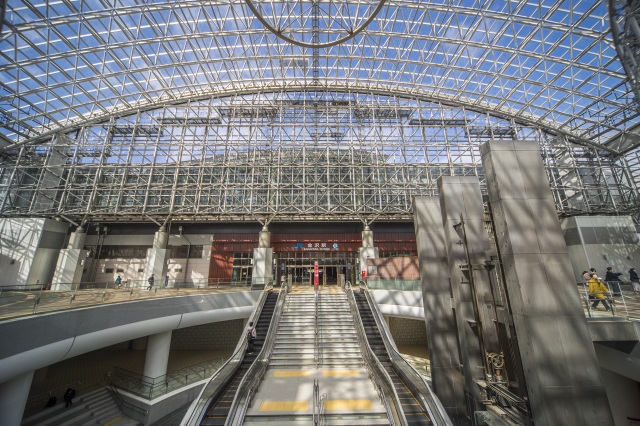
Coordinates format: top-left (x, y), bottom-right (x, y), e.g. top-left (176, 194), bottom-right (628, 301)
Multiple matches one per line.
top-left (293, 242), bottom-right (339, 251)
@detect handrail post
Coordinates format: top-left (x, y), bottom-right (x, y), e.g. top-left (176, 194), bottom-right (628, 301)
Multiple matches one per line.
top-left (33, 284), bottom-right (44, 313)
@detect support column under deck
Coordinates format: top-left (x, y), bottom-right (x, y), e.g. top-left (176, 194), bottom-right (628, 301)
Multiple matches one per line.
top-left (0, 370), bottom-right (34, 426)
top-left (143, 330), bottom-right (172, 379)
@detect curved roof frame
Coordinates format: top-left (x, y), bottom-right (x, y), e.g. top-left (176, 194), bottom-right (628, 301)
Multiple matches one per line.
top-left (1, 0), bottom-right (639, 155)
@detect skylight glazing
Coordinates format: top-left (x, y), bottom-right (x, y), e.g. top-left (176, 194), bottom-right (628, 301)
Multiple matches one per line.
top-left (1, 0), bottom-right (639, 154)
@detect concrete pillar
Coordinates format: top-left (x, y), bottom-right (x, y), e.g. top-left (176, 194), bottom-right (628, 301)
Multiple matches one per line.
top-left (0, 370), bottom-right (34, 426)
top-left (253, 226), bottom-right (273, 285)
top-left (143, 331), bottom-right (172, 379)
top-left (52, 227), bottom-right (88, 290)
top-left (143, 227), bottom-right (169, 289)
top-left (480, 140), bottom-right (613, 425)
top-left (413, 197), bottom-right (467, 425)
top-left (359, 225), bottom-right (379, 280)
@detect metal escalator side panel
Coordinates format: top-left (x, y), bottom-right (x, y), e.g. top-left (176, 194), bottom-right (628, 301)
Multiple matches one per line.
top-left (360, 289), bottom-right (454, 426)
top-left (224, 288), bottom-right (287, 426)
top-left (180, 288), bottom-right (273, 426)
top-left (345, 284), bottom-right (409, 426)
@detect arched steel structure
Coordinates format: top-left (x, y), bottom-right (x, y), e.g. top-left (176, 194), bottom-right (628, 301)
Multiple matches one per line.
top-left (1, 0), bottom-right (640, 223)
top-left (1, 0), bottom-right (639, 153)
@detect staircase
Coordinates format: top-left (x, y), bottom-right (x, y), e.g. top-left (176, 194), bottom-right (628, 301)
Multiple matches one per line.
top-left (243, 287), bottom-right (389, 425)
top-left (271, 291), bottom-right (361, 368)
top-left (355, 290), bottom-right (432, 426)
top-left (21, 388), bottom-right (140, 426)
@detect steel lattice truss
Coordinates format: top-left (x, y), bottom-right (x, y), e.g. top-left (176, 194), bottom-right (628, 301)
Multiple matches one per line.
top-left (1, 0), bottom-right (640, 155)
top-left (0, 92), bottom-right (637, 223)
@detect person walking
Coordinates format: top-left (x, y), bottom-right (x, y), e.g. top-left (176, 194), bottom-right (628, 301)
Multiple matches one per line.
top-left (147, 274), bottom-right (155, 290)
top-left (164, 274), bottom-right (169, 288)
top-left (115, 275), bottom-right (122, 289)
top-left (630, 268), bottom-right (640, 292)
top-left (63, 388), bottom-right (76, 408)
top-left (588, 273), bottom-right (611, 311)
top-left (604, 266), bottom-right (623, 296)
top-left (246, 321), bottom-right (257, 354)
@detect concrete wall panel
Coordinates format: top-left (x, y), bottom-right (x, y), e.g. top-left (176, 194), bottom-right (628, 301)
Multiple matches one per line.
top-left (481, 140), bottom-right (613, 426)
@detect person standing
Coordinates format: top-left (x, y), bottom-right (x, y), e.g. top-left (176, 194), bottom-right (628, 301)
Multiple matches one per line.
top-left (588, 273), bottom-right (611, 311)
top-left (630, 268), bottom-right (640, 292)
top-left (164, 274), bottom-right (169, 288)
top-left (604, 266), bottom-right (623, 296)
top-left (63, 388), bottom-right (76, 408)
top-left (246, 321), bottom-right (256, 354)
top-left (147, 274), bottom-right (155, 290)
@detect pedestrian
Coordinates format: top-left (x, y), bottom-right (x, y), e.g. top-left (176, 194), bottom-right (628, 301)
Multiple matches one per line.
top-left (63, 388), bottom-right (76, 408)
top-left (588, 273), bottom-right (611, 311)
top-left (147, 274), bottom-right (154, 290)
top-left (630, 268), bottom-right (640, 292)
top-left (115, 275), bottom-right (122, 289)
top-left (246, 321), bottom-right (256, 354)
top-left (604, 266), bottom-right (623, 296)
top-left (164, 274), bottom-right (169, 288)
top-left (581, 270), bottom-right (591, 282)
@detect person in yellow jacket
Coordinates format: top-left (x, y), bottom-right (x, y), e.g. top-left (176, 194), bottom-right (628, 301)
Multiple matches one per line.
top-left (588, 273), bottom-right (611, 311)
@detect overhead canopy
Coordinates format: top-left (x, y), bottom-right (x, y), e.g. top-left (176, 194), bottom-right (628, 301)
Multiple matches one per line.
top-left (1, 0), bottom-right (639, 154)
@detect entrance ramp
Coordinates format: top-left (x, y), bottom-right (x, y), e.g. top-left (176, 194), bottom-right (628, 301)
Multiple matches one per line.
top-left (244, 288), bottom-right (389, 425)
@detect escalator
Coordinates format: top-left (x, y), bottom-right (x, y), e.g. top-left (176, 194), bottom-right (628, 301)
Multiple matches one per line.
top-left (199, 291), bottom-right (278, 425)
top-left (354, 290), bottom-right (433, 426)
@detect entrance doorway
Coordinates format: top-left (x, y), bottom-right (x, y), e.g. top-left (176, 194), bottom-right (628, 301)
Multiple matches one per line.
top-left (276, 251), bottom-right (357, 286)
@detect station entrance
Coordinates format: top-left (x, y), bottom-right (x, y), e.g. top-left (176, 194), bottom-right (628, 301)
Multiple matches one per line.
top-left (275, 251), bottom-right (358, 286)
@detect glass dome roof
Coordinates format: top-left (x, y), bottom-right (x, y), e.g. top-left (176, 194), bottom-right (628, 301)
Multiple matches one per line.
top-left (1, 0), bottom-right (639, 154)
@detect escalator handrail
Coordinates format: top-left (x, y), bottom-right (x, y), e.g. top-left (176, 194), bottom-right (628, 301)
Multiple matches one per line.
top-left (224, 286), bottom-right (287, 426)
top-left (180, 284), bottom-right (272, 426)
top-left (344, 283), bottom-right (408, 426)
top-left (361, 287), bottom-right (454, 426)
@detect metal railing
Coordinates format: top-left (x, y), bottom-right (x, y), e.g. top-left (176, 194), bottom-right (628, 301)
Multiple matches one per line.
top-left (360, 283), bottom-right (454, 426)
top-left (577, 281), bottom-right (640, 319)
top-left (312, 378), bottom-right (327, 426)
top-left (343, 281), bottom-right (407, 426)
top-left (365, 278), bottom-right (421, 291)
top-left (109, 357), bottom-right (226, 400)
top-left (314, 290), bottom-right (321, 368)
top-left (106, 375), bottom-right (149, 417)
top-left (0, 277), bottom-right (272, 320)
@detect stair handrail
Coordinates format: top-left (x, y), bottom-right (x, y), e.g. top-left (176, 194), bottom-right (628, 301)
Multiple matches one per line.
top-left (361, 287), bottom-right (454, 426)
top-left (314, 290), bottom-right (320, 368)
top-left (312, 378), bottom-right (328, 426)
top-left (343, 282), bottom-right (408, 426)
top-left (180, 284), bottom-right (273, 426)
top-left (106, 373), bottom-right (149, 416)
top-left (224, 286), bottom-right (287, 426)
top-left (108, 356), bottom-right (225, 399)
